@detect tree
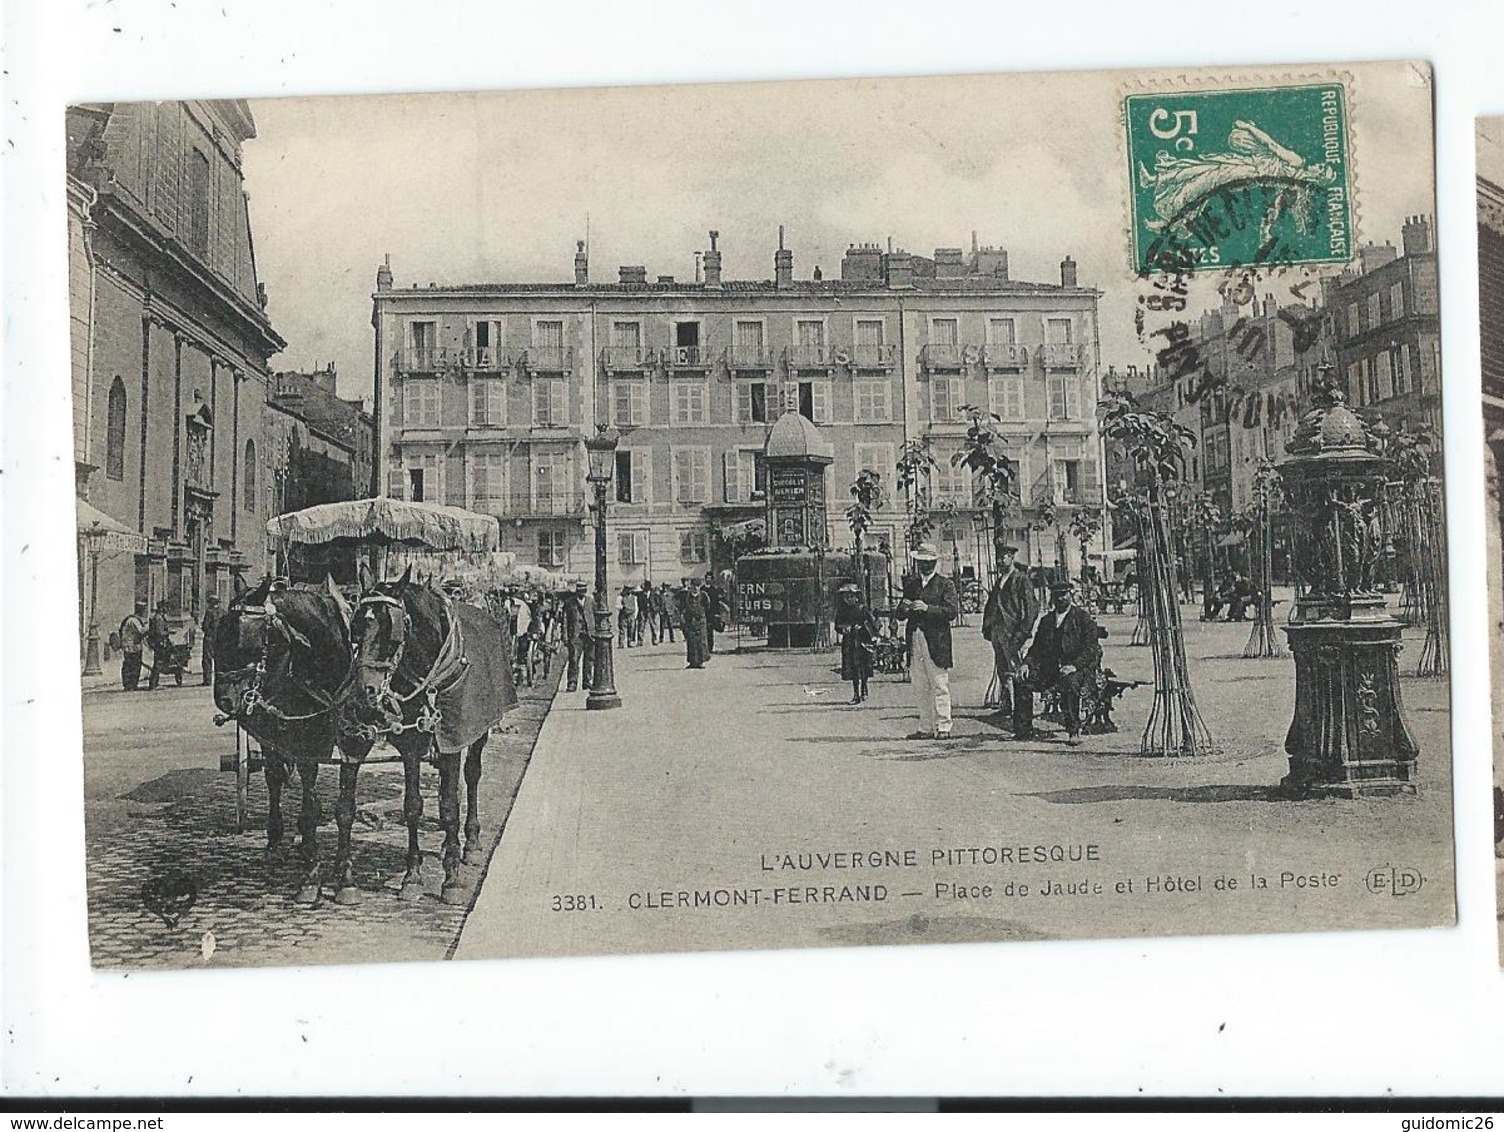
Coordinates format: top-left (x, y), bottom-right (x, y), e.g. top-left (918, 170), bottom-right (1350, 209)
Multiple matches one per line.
top-left (952, 404), bottom-right (1020, 570)
top-left (846, 467), bottom-right (885, 602)
top-left (1068, 508), bottom-right (1102, 582)
top-left (1241, 458), bottom-right (1285, 659)
top-left (1389, 428), bottom-right (1446, 676)
top-left (1099, 391), bottom-right (1215, 757)
top-left (894, 440), bottom-right (937, 551)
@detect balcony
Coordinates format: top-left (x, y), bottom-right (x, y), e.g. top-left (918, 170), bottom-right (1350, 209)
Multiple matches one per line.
top-left (849, 343), bottom-right (897, 369)
top-left (520, 345), bottom-right (574, 374)
top-left (725, 344), bottom-right (775, 371)
top-left (601, 345), bottom-right (652, 372)
top-left (471, 491), bottom-right (589, 520)
top-left (785, 344), bottom-right (834, 371)
top-left (663, 345), bottom-right (710, 371)
top-left (982, 343), bottom-right (1028, 369)
top-left (1039, 343), bottom-right (1083, 367)
top-left (397, 347), bottom-right (450, 374)
top-left (919, 343), bottom-right (967, 370)
top-left (461, 346), bottom-right (509, 372)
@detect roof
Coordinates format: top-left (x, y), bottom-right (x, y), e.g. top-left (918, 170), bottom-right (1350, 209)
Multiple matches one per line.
top-left (376, 278), bottom-right (1099, 300)
top-left (766, 411), bottom-right (835, 461)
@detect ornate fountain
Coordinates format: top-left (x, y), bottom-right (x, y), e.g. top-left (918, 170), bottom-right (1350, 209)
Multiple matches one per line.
top-left (1278, 383), bottom-right (1420, 798)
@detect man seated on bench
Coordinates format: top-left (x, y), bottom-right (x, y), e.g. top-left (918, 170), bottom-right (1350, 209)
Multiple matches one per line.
top-left (1014, 580), bottom-right (1103, 747)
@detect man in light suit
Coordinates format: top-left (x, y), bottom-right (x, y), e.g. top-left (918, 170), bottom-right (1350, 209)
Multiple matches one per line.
top-left (981, 542), bottom-right (1039, 726)
top-left (901, 543), bottom-right (959, 740)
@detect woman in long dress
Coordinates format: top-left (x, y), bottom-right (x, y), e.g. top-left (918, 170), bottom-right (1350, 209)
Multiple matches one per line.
top-left (835, 583), bottom-right (877, 704)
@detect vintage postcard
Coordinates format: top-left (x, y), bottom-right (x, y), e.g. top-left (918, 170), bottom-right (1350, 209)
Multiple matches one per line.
top-left (1479, 117), bottom-right (1504, 963)
top-left (67, 60), bottom-right (1453, 970)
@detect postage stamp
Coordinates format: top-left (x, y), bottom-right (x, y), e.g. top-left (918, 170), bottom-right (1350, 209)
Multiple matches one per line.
top-left (1125, 82), bottom-right (1352, 275)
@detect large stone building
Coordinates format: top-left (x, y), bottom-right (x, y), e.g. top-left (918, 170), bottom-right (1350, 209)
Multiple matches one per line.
top-left (371, 233), bottom-right (1108, 587)
top-left (67, 100), bottom-right (284, 633)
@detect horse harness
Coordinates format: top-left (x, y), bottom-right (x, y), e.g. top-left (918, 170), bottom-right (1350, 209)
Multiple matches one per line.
top-left (351, 590), bottom-right (470, 746)
top-left (212, 593), bottom-right (358, 731)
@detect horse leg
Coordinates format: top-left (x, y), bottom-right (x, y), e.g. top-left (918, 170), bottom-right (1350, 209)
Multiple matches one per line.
top-left (437, 750), bottom-right (464, 903)
top-left (293, 761), bottom-right (322, 905)
top-left (264, 749), bottom-right (287, 855)
top-left (398, 743), bottom-right (425, 900)
top-left (332, 761), bottom-right (361, 906)
top-left (462, 737), bottom-right (484, 865)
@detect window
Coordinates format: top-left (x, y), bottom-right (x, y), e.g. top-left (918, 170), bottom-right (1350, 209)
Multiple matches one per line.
top-left (679, 530), bottom-right (710, 564)
top-left (931, 318), bottom-right (959, 345)
top-left (106, 377), bottom-right (127, 480)
top-left (724, 449), bottom-right (764, 502)
top-left (798, 380), bottom-right (831, 424)
top-left (672, 379), bottom-right (709, 425)
top-left (1392, 346), bottom-right (1409, 396)
top-left (1053, 460), bottom-right (1085, 504)
top-left (931, 452), bottom-right (969, 502)
top-left (1367, 292), bottom-right (1381, 330)
top-left (612, 379), bottom-right (648, 427)
top-left (1045, 318), bottom-right (1074, 345)
top-left (1367, 357), bottom-right (1382, 405)
top-left (855, 319), bottom-right (885, 345)
top-left (471, 319), bottom-right (504, 367)
top-left (618, 530), bottom-right (649, 565)
top-left (1048, 374), bottom-right (1080, 420)
top-left (406, 453), bottom-right (438, 503)
top-left (469, 378), bottom-right (506, 426)
top-left (533, 451), bottom-right (570, 513)
top-left (532, 320), bottom-right (566, 371)
top-left (188, 149), bottom-right (211, 258)
top-left (403, 379), bottom-right (441, 427)
top-left (795, 318), bottom-right (826, 365)
top-left (930, 376), bottom-right (962, 423)
top-left (1346, 362), bottom-right (1361, 403)
top-left (471, 452), bottom-right (506, 509)
top-left (242, 440), bottom-right (257, 511)
top-left (672, 320), bottom-right (702, 366)
top-left (533, 378), bottom-right (568, 426)
top-left (989, 375), bottom-right (1025, 422)
top-left (736, 380), bottom-right (772, 424)
top-left (854, 443), bottom-right (894, 484)
top-left (612, 320), bottom-right (641, 352)
top-left (672, 448), bottom-right (710, 504)
top-left (732, 320), bottom-right (766, 367)
top-left (1347, 303), bottom-right (1360, 335)
top-left (408, 321), bottom-right (437, 368)
top-left (853, 378), bottom-right (891, 423)
top-left (538, 529), bottom-right (566, 568)
top-left (1390, 282), bottom-right (1405, 321)
top-left (986, 317), bottom-right (1017, 344)
top-left (615, 450), bottom-right (637, 504)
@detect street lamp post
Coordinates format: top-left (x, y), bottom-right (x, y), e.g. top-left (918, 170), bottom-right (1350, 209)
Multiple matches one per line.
top-left (82, 521), bottom-right (105, 676)
top-left (584, 428), bottom-right (622, 711)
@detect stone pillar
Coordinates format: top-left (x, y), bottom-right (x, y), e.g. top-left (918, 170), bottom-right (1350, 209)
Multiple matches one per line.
top-left (1279, 387), bottom-right (1419, 798)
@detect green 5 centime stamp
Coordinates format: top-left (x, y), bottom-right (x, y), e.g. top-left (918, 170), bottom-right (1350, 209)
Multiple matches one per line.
top-left (1125, 82), bottom-right (1352, 275)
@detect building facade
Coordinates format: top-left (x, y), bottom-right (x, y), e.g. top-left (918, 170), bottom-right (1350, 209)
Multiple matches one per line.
top-left (67, 100), bottom-right (284, 632)
top-left (372, 234), bottom-right (1108, 589)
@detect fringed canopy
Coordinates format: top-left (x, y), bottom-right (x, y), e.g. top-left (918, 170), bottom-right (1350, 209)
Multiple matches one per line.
top-left (267, 498), bottom-right (500, 553)
top-left (76, 500), bottom-right (148, 554)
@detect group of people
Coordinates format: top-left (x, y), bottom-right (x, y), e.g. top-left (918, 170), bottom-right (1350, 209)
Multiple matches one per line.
top-left (615, 583), bottom-right (678, 649)
top-left (113, 595), bottom-right (224, 692)
top-left (833, 541), bottom-right (1104, 746)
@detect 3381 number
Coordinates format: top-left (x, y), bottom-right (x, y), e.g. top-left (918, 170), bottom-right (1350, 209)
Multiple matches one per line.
top-left (550, 894), bottom-right (601, 912)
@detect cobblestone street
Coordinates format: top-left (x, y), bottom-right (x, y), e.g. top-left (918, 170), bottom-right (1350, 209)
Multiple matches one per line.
top-left (81, 665), bottom-right (558, 970)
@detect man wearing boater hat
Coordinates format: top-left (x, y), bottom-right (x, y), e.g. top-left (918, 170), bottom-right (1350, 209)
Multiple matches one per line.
top-left (900, 542), bottom-right (959, 740)
top-left (981, 540), bottom-right (1038, 728)
top-left (1019, 579), bottom-right (1102, 746)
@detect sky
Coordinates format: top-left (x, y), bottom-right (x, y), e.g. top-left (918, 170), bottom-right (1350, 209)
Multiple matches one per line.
top-left (241, 62), bottom-right (1438, 402)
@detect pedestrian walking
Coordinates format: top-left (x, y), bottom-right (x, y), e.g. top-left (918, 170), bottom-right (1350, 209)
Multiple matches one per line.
top-left (701, 573), bottom-right (723, 655)
top-left (680, 577), bottom-right (708, 669)
top-left (659, 582), bottom-right (677, 643)
top-left (643, 583), bottom-right (661, 645)
top-left (199, 595), bottom-right (222, 686)
top-left (617, 587), bottom-right (632, 649)
top-left (981, 543), bottom-right (1038, 719)
top-left (146, 599), bottom-right (172, 691)
top-left (835, 583), bottom-right (877, 704)
top-left (1017, 580), bottom-right (1102, 746)
top-left (563, 581), bottom-right (590, 692)
top-left (900, 543), bottom-right (958, 740)
top-left (117, 600), bottom-right (148, 691)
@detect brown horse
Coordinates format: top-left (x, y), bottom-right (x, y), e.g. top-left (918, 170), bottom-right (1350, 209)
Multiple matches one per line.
top-left (347, 568), bottom-right (518, 903)
top-left (212, 576), bottom-right (373, 905)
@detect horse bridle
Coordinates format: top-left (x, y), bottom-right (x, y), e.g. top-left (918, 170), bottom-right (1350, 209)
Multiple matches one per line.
top-left (212, 596), bottom-right (356, 729)
top-left (350, 588), bottom-right (468, 742)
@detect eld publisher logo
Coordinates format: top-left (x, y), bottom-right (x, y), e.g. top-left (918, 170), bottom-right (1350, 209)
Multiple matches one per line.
top-left (1365, 864), bottom-right (1424, 898)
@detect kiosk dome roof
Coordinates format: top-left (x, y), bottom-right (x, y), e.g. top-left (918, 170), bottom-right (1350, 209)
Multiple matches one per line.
top-left (765, 410), bottom-right (835, 461)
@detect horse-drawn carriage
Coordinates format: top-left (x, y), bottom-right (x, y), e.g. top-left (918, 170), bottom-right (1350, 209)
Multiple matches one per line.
top-left (213, 498), bottom-right (518, 906)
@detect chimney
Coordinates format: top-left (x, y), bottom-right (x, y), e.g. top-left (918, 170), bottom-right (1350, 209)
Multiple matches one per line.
top-left (1060, 255), bottom-right (1078, 289)
top-left (619, 265), bottom-right (647, 285)
top-left (704, 230), bottom-right (722, 287)
top-left (376, 253), bottom-right (393, 291)
top-left (774, 225), bottom-right (793, 289)
top-left (885, 249), bottom-right (913, 289)
top-left (1401, 214), bottom-right (1432, 257)
top-left (934, 247), bottom-right (965, 278)
top-left (573, 240), bottom-right (589, 286)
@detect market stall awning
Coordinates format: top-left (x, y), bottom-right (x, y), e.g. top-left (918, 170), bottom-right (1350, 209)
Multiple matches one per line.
top-left (76, 499), bottom-right (147, 554)
top-left (267, 498), bottom-right (500, 553)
